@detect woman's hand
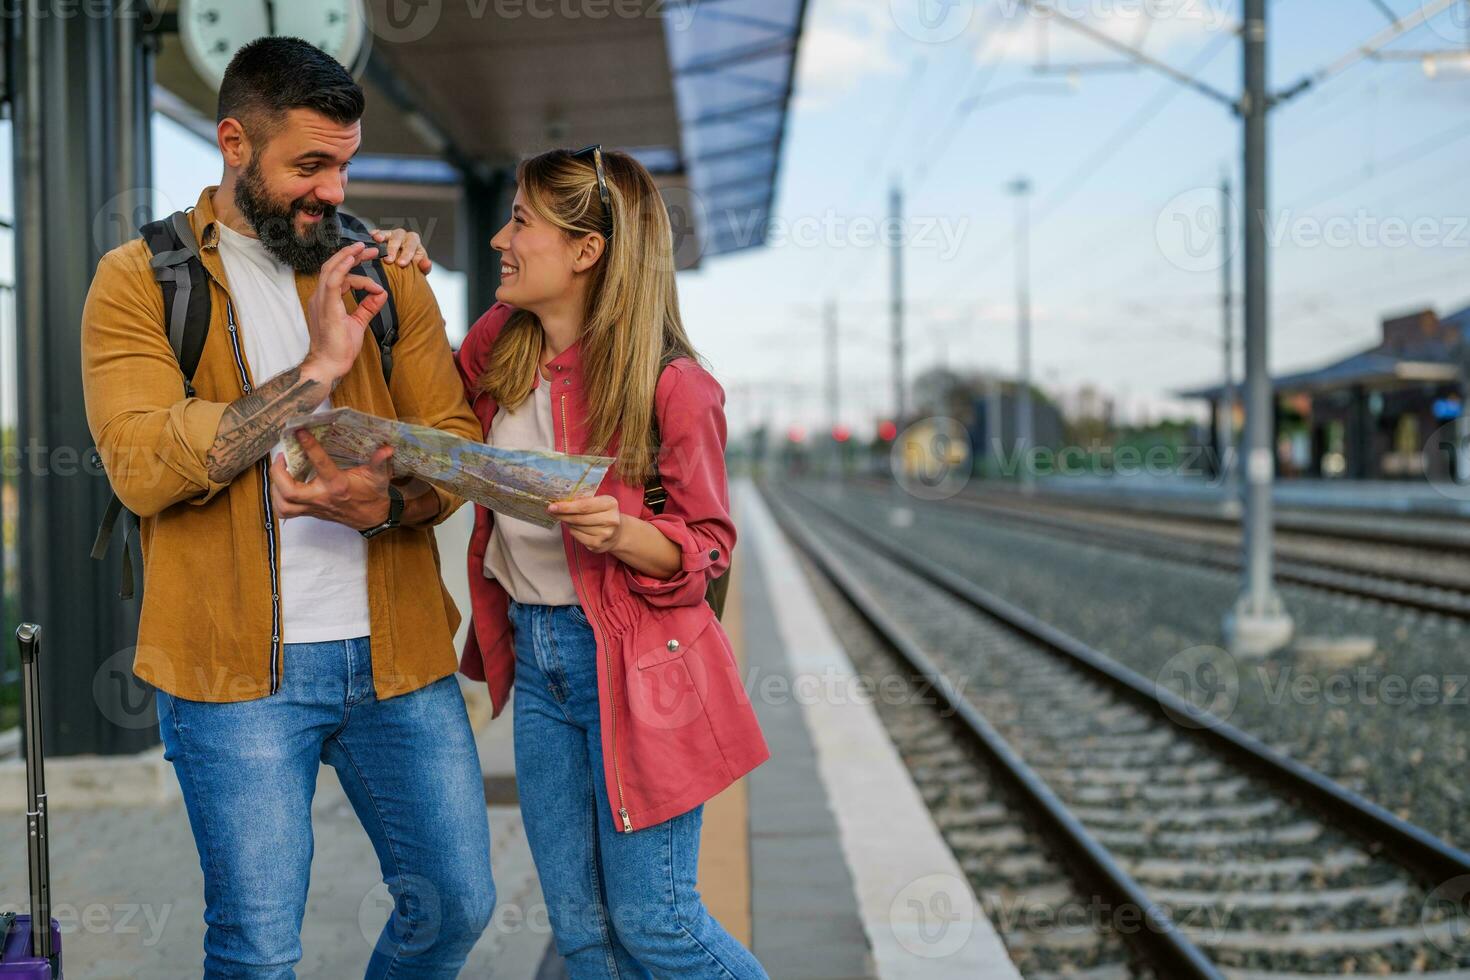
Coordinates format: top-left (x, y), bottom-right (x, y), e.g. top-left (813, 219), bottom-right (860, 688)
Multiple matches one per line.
top-left (551, 496), bottom-right (683, 579)
top-left (548, 495), bottom-right (624, 553)
top-left (371, 227), bottom-right (434, 273)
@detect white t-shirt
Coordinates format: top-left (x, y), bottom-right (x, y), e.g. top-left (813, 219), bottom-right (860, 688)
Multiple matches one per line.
top-left (482, 375), bottom-right (578, 605)
top-left (216, 223), bottom-right (371, 643)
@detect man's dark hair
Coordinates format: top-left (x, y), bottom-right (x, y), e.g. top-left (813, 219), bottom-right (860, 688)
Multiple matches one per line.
top-left (217, 37), bottom-right (364, 141)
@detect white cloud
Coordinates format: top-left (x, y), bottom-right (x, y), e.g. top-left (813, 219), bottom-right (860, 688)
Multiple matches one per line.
top-left (791, 0), bottom-right (1232, 111)
top-left (983, 0), bottom-right (1237, 66)
top-left (794, 0), bottom-right (906, 107)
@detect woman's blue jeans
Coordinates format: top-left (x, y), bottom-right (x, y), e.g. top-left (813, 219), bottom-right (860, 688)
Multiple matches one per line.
top-left (156, 636), bottom-right (495, 978)
top-left (509, 600), bottom-right (768, 979)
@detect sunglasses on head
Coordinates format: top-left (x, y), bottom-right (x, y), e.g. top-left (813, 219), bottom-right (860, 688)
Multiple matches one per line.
top-left (571, 144), bottom-right (614, 240)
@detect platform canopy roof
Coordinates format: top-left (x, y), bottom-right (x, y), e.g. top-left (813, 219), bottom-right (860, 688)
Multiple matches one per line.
top-left (150, 0), bottom-right (809, 271)
top-left (1181, 304), bottom-right (1470, 400)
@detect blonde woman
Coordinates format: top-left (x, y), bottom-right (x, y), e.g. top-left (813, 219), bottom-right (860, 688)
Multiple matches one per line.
top-left (456, 146), bottom-right (770, 978)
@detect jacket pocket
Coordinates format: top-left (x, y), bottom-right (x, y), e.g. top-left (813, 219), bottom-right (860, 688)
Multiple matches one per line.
top-left (634, 603), bottom-right (717, 670)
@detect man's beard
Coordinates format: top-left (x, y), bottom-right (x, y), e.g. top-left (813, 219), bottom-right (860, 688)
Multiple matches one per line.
top-left (235, 156), bottom-right (343, 274)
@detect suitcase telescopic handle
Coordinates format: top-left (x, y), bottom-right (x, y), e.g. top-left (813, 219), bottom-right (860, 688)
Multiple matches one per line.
top-left (16, 623), bottom-right (51, 960)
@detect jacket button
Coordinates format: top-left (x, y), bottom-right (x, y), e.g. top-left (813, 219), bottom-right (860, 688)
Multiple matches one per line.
top-left (666, 639), bottom-right (679, 652)
top-left (708, 548), bottom-right (720, 561)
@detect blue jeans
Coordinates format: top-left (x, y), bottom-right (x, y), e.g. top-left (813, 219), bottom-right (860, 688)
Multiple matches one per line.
top-left (509, 601), bottom-right (768, 980)
top-left (156, 636), bottom-right (495, 979)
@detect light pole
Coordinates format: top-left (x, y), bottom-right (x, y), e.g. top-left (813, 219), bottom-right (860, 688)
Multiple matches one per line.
top-left (1009, 177), bottom-right (1034, 492)
top-left (890, 181), bottom-right (906, 425)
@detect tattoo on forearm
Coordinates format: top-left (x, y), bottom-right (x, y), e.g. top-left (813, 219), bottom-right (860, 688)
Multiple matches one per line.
top-left (205, 366), bottom-right (326, 483)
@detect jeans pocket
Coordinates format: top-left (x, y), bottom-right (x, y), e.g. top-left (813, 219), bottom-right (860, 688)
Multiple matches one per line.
top-left (566, 603), bottom-right (590, 627)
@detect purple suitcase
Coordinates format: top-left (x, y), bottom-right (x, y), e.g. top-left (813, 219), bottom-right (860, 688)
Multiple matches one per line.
top-left (0, 625), bottom-right (61, 978)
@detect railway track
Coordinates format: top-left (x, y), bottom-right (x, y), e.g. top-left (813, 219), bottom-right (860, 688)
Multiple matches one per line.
top-left (849, 477), bottom-right (1470, 620)
top-left (765, 480), bottom-right (1470, 980)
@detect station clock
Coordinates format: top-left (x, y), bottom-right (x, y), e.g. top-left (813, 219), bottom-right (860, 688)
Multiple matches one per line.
top-left (178, 0), bottom-right (370, 92)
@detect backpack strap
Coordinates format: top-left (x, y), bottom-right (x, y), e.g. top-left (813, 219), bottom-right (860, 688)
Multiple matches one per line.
top-left (638, 354), bottom-right (731, 619)
top-left (642, 354), bottom-right (679, 514)
top-left (336, 211), bottom-right (399, 384)
top-left (142, 211), bottom-right (212, 395)
top-left (92, 211), bottom-right (212, 598)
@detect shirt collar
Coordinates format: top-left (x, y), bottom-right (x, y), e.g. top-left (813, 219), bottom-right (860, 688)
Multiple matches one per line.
top-left (192, 186), bottom-right (224, 251)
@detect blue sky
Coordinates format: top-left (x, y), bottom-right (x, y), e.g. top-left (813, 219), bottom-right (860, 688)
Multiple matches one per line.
top-left (5, 0), bottom-right (1468, 440)
top-left (676, 0), bottom-right (1470, 437)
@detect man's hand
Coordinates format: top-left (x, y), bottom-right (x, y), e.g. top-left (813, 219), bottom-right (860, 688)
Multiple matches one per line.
top-left (371, 227), bottom-right (433, 273)
top-left (269, 430), bottom-right (394, 530)
top-left (548, 495), bottom-right (624, 553)
top-left (302, 243), bottom-right (387, 384)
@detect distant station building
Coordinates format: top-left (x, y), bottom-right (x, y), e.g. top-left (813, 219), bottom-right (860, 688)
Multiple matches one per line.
top-left (1184, 307), bottom-right (1470, 481)
top-left (910, 366), bottom-right (1067, 468)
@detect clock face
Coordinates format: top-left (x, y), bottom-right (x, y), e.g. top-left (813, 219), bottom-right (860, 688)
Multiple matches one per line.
top-left (179, 0), bottom-right (368, 92)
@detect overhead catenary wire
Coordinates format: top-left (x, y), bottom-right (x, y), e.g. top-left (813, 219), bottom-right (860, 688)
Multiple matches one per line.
top-left (973, 0), bottom-right (1458, 311)
top-left (1273, 0), bottom-right (1462, 104)
top-left (920, 26), bottom-right (1236, 315)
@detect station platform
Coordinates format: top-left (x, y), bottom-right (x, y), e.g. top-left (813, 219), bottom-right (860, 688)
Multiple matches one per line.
top-left (0, 478), bottom-right (1020, 978)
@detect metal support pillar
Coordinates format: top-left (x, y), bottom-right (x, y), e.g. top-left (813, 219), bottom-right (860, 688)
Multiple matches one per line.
top-left (12, 1), bottom-right (156, 753)
top-left (1225, 0), bottom-right (1294, 657)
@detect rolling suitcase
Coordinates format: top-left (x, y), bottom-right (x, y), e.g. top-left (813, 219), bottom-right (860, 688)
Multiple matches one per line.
top-left (0, 624), bottom-right (61, 978)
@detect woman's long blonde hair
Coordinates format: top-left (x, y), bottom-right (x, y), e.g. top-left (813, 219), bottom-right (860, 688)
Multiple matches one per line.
top-left (475, 148), bottom-right (701, 484)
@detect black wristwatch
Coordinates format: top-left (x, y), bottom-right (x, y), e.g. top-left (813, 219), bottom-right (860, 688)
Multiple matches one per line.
top-left (360, 485), bottom-right (404, 539)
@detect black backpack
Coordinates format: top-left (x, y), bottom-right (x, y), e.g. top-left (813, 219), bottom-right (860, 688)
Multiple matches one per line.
top-left (90, 209), bottom-right (400, 599)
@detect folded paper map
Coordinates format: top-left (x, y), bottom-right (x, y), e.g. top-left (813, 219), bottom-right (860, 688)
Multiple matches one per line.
top-left (281, 407), bottom-right (614, 529)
